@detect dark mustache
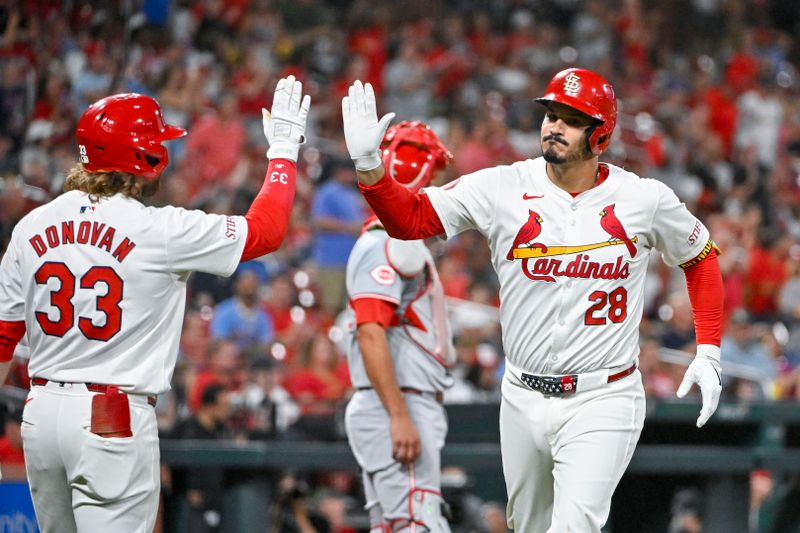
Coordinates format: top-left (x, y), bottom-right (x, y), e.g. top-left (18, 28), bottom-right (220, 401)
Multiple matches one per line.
top-left (543, 135), bottom-right (568, 145)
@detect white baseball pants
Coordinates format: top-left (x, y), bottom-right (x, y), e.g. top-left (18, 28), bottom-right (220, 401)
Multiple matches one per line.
top-left (500, 365), bottom-right (645, 532)
top-left (21, 381), bottom-right (160, 533)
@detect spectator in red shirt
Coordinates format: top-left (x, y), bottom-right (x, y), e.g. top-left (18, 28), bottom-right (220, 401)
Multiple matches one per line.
top-left (0, 404), bottom-right (25, 480)
top-left (745, 229), bottom-right (791, 320)
top-left (188, 340), bottom-right (243, 413)
top-left (284, 333), bottom-right (350, 440)
top-left (181, 93), bottom-right (247, 198)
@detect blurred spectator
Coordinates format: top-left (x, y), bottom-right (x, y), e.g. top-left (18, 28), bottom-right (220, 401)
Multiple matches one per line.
top-left (284, 333), bottom-right (350, 440)
top-left (659, 292), bottom-right (697, 352)
top-left (310, 161), bottom-right (366, 315)
top-left (188, 340), bottom-right (243, 413)
top-left (210, 270), bottom-right (275, 352)
top-left (242, 356), bottom-right (301, 439)
top-left (382, 41), bottom-right (432, 121)
top-left (481, 501), bottom-right (511, 533)
top-left (72, 43), bottom-right (112, 113)
top-left (0, 402), bottom-right (24, 480)
top-left (744, 228), bottom-right (790, 320)
top-left (639, 337), bottom-right (680, 399)
top-left (720, 309), bottom-right (778, 399)
top-left (181, 93), bottom-right (247, 199)
top-left (173, 384), bottom-right (232, 533)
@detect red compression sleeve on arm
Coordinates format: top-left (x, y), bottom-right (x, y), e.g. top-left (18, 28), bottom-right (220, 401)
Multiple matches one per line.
top-left (241, 159), bottom-right (297, 262)
top-left (683, 248), bottom-right (724, 346)
top-left (0, 320), bottom-right (25, 362)
top-left (358, 172), bottom-right (445, 240)
top-left (352, 298), bottom-right (397, 328)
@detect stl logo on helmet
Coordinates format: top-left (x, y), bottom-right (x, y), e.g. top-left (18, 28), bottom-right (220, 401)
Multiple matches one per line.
top-left (563, 72), bottom-right (581, 96)
top-left (506, 209), bottom-right (636, 283)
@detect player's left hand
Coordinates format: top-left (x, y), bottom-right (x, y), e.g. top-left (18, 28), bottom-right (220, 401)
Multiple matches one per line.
top-left (263, 75), bottom-right (311, 162)
top-left (676, 344), bottom-right (722, 428)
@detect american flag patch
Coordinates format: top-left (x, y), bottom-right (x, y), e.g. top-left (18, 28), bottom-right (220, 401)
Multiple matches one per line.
top-left (80, 206), bottom-right (96, 214)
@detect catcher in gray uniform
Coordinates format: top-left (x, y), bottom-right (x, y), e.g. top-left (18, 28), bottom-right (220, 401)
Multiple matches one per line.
top-left (344, 121), bottom-right (455, 532)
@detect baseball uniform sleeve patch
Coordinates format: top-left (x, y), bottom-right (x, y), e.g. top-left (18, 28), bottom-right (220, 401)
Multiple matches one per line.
top-left (370, 265), bottom-right (397, 286)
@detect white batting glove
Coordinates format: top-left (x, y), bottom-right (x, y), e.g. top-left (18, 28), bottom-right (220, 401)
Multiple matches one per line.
top-left (676, 344), bottom-right (722, 428)
top-left (341, 80), bottom-right (395, 171)
top-left (263, 75), bottom-right (311, 162)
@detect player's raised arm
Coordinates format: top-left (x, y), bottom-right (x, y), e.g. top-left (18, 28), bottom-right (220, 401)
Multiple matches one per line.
top-left (342, 80), bottom-right (445, 240)
top-left (240, 75), bottom-right (311, 262)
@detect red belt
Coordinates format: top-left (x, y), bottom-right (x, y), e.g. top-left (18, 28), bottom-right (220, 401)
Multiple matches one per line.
top-left (31, 377), bottom-right (157, 407)
top-left (357, 386), bottom-right (444, 404)
top-left (607, 363), bottom-right (637, 383)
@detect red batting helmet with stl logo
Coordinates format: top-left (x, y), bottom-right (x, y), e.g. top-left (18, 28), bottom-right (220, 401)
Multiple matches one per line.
top-left (381, 121), bottom-right (453, 193)
top-left (535, 68), bottom-right (617, 155)
top-left (76, 93), bottom-right (186, 180)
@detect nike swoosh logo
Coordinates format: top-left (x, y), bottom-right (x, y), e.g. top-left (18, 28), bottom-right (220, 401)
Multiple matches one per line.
top-left (522, 193), bottom-right (544, 200)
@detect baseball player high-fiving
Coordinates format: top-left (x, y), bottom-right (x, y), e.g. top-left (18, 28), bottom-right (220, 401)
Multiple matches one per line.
top-left (0, 76), bottom-right (310, 532)
top-left (342, 70), bottom-right (724, 532)
top-left (343, 121), bottom-right (455, 532)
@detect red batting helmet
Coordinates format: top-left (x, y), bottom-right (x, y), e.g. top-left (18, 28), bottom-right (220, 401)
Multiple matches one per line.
top-left (76, 93), bottom-right (186, 180)
top-left (535, 68), bottom-right (617, 155)
top-left (381, 121), bottom-right (453, 193)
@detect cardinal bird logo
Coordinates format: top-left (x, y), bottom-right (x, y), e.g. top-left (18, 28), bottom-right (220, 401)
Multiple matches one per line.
top-left (507, 210), bottom-right (548, 260)
top-left (599, 204), bottom-right (637, 257)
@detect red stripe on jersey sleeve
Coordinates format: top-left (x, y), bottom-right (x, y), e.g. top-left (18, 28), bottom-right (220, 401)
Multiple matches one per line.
top-left (352, 298), bottom-right (398, 328)
top-left (241, 159), bottom-right (297, 262)
top-left (0, 320), bottom-right (25, 362)
top-left (683, 248), bottom-right (724, 346)
top-left (358, 173), bottom-right (445, 240)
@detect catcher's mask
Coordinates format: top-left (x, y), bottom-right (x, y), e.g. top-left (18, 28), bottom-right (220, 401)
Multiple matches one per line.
top-left (76, 93), bottom-right (186, 180)
top-left (381, 121), bottom-right (453, 193)
top-left (535, 67), bottom-right (617, 155)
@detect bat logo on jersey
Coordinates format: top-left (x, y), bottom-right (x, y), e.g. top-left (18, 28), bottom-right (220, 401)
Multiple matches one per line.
top-left (598, 204), bottom-right (637, 258)
top-left (79, 206), bottom-right (96, 215)
top-left (506, 210), bottom-right (635, 283)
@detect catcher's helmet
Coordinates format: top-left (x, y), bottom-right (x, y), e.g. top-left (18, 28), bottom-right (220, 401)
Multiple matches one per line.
top-left (381, 121), bottom-right (453, 193)
top-left (76, 93), bottom-right (186, 180)
top-left (535, 68), bottom-right (616, 155)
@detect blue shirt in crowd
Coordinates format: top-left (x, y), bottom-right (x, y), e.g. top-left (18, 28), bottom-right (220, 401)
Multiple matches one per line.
top-left (311, 180), bottom-right (365, 267)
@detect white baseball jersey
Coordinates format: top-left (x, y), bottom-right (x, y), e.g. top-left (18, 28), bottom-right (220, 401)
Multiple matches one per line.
top-left (345, 227), bottom-right (454, 393)
top-left (424, 157), bottom-right (709, 375)
top-left (0, 190), bottom-right (247, 394)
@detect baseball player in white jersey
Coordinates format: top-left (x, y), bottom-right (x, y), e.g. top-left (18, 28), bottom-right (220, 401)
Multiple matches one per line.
top-left (341, 69), bottom-right (725, 532)
top-left (344, 121), bottom-right (455, 533)
top-left (0, 76), bottom-right (310, 532)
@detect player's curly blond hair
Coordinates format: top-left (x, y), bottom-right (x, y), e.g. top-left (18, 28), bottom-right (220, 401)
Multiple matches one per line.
top-left (64, 164), bottom-right (158, 203)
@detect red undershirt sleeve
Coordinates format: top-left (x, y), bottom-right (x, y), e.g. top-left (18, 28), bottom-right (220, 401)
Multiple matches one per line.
top-left (240, 159), bottom-right (297, 262)
top-left (0, 320), bottom-right (25, 362)
top-left (683, 247), bottom-right (724, 346)
top-left (358, 172), bottom-right (445, 240)
top-left (352, 298), bottom-right (398, 328)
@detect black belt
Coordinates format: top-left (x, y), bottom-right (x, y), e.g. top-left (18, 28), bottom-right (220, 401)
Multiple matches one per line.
top-left (31, 377), bottom-right (157, 407)
top-left (520, 363), bottom-right (637, 397)
top-left (357, 386), bottom-right (444, 404)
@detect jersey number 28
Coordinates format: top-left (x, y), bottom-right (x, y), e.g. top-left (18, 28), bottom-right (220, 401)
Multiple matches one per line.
top-left (34, 262), bottom-right (123, 341)
top-left (584, 287), bottom-right (628, 326)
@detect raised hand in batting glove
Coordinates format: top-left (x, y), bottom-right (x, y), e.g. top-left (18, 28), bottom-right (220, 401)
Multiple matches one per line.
top-left (342, 80), bottom-right (395, 171)
top-left (676, 344), bottom-right (722, 428)
top-left (263, 75), bottom-right (311, 162)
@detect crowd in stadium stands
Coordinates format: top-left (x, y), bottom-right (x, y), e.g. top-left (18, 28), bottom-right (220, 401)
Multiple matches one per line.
top-left (2, 0), bottom-right (800, 530)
